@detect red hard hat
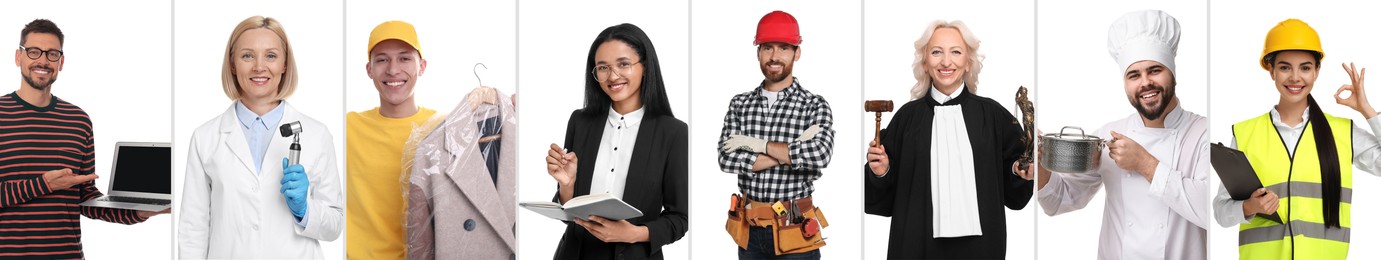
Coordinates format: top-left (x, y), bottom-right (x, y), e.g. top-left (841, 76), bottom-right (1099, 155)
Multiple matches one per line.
top-left (755, 11), bottom-right (801, 45)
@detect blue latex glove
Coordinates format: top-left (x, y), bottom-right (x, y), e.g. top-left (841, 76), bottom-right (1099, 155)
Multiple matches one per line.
top-left (281, 158), bottom-right (309, 219)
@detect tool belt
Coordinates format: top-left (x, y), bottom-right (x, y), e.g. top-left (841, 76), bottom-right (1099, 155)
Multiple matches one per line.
top-left (724, 194), bottom-right (828, 255)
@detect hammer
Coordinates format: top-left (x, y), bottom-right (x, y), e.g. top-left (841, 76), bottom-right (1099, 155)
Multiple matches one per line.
top-left (864, 100), bottom-right (894, 145)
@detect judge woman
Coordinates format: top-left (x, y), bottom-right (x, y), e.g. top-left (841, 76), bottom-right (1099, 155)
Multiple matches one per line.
top-left (863, 20), bottom-right (1035, 259)
top-left (544, 23), bottom-right (689, 259)
top-left (1213, 19), bottom-right (1379, 259)
top-left (178, 16), bottom-right (344, 259)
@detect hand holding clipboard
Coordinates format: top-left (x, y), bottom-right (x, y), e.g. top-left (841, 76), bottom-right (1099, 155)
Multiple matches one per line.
top-left (1210, 143), bottom-right (1283, 223)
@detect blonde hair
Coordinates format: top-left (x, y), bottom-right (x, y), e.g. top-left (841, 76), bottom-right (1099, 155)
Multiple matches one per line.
top-left (221, 16), bottom-right (298, 101)
top-left (911, 20), bottom-right (984, 100)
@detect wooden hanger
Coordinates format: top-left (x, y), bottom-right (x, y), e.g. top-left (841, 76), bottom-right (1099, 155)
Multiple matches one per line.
top-left (467, 63), bottom-right (502, 144)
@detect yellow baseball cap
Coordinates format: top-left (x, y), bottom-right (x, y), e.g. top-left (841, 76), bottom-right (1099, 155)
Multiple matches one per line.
top-left (368, 20), bottom-right (422, 59)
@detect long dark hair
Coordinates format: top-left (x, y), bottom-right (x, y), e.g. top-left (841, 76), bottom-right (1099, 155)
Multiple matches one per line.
top-left (1267, 50), bottom-right (1342, 228)
top-left (1306, 94), bottom-right (1343, 228)
top-left (581, 23), bottom-right (674, 118)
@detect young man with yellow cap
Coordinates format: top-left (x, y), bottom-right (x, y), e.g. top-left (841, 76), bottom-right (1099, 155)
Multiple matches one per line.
top-left (1213, 18), bottom-right (1378, 260)
top-left (1036, 10), bottom-right (1210, 259)
top-left (719, 10), bottom-right (835, 260)
top-left (345, 20), bottom-right (437, 259)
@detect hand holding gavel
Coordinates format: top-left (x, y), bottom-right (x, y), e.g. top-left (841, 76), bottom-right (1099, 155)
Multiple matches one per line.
top-left (865, 100), bottom-right (894, 145)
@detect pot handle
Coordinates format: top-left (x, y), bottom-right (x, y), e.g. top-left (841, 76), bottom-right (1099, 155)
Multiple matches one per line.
top-left (1057, 126), bottom-right (1086, 138)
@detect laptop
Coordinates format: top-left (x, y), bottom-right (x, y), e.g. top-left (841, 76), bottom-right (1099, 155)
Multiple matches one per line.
top-left (80, 142), bottom-right (172, 212)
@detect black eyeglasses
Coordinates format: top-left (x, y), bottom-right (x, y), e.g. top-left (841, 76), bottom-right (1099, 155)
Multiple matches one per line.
top-left (19, 45), bottom-right (63, 62)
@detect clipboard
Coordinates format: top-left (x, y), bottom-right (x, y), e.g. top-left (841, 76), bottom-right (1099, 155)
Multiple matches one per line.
top-left (1210, 142), bottom-right (1283, 223)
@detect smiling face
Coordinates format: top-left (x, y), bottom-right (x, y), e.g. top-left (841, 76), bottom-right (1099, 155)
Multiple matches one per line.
top-left (367, 39), bottom-right (425, 107)
top-left (16, 32), bottom-right (63, 91)
top-left (757, 41), bottom-right (798, 84)
top-left (594, 40), bottom-right (644, 107)
top-left (1123, 60), bottom-right (1177, 120)
top-left (230, 28), bottom-right (286, 102)
top-left (1268, 50), bottom-right (1320, 105)
top-left (924, 27), bottom-right (969, 92)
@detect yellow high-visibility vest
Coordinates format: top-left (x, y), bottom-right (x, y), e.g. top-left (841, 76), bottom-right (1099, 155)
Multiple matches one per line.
top-left (1233, 112), bottom-right (1353, 260)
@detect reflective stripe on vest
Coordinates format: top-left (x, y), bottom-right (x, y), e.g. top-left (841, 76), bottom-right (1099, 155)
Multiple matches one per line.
top-left (1233, 112), bottom-right (1353, 260)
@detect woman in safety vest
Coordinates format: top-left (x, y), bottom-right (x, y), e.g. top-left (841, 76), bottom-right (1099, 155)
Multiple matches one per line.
top-left (1212, 19), bottom-right (1376, 259)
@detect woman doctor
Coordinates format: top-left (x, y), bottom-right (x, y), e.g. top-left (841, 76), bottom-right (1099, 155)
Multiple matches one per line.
top-left (178, 16), bottom-right (344, 259)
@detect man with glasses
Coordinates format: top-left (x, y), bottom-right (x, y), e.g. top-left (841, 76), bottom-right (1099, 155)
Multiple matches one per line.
top-left (1, 19), bottom-right (166, 258)
top-left (719, 10), bottom-right (835, 259)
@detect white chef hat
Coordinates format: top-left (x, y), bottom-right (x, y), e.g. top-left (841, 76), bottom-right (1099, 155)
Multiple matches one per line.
top-left (1107, 10), bottom-right (1181, 74)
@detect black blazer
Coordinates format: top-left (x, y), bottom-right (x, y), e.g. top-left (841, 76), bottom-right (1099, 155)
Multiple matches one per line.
top-left (553, 109), bottom-right (689, 260)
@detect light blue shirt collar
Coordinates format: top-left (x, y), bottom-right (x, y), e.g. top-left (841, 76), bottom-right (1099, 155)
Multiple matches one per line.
top-left (234, 101), bottom-right (287, 131)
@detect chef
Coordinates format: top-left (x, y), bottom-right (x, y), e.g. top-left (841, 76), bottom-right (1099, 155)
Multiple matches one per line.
top-left (1036, 10), bottom-right (1210, 260)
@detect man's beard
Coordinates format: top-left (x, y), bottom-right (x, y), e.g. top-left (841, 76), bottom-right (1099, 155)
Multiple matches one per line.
top-left (761, 61), bottom-right (793, 83)
top-left (1130, 83), bottom-right (1175, 120)
top-left (22, 65), bottom-right (56, 91)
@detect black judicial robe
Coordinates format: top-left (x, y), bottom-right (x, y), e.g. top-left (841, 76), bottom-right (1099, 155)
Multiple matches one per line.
top-left (864, 88), bottom-right (1034, 259)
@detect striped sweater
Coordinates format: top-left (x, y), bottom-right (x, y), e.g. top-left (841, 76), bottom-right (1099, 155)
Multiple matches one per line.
top-left (0, 92), bottom-right (145, 259)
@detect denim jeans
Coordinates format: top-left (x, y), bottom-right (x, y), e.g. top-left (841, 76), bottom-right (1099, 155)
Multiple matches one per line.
top-left (737, 226), bottom-right (820, 260)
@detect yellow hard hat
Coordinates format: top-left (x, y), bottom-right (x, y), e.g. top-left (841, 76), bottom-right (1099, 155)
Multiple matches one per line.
top-left (1261, 19), bottom-right (1323, 70)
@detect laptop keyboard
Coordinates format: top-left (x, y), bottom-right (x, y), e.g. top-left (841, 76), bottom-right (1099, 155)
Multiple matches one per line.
top-left (100, 196), bottom-right (170, 205)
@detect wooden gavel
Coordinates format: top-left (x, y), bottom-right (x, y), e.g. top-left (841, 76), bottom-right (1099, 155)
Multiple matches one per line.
top-left (865, 100), bottom-right (894, 145)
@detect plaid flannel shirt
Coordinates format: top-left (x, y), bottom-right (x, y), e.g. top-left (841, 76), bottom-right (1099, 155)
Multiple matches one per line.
top-left (718, 78), bottom-right (835, 202)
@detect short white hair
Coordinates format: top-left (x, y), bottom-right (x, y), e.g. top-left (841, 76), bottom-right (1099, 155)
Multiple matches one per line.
top-left (911, 20), bottom-right (984, 100)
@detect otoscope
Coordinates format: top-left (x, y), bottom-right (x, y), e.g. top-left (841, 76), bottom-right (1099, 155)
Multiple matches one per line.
top-left (279, 121), bottom-right (303, 165)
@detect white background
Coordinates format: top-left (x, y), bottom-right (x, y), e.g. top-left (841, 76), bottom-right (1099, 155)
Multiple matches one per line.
top-left (1036, 0), bottom-right (1209, 259)
top-left (1208, 1), bottom-right (1381, 259)
top-left (172, 1), bottom-right (345, 259)
top-left (2, 0), bottom-right (173, 258)
top-left (343, 0), bottom-right (516, 256)
top-left (862, 0), bottom-right (1037, 259)
top-left (690, 1), bottom-right (863, 258)
top-left (515, 0), bottom-right (690, 259)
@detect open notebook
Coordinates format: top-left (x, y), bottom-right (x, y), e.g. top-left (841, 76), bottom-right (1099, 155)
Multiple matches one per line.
top-left (521, 193), bottom-right (643, 221)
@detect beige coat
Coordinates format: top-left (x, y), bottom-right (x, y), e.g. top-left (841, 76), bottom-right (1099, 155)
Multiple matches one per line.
top-left (405, 88), bottom-right (517, 260)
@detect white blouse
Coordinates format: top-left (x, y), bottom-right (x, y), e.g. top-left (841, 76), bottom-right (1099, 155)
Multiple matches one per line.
top-left (590, 106), bottom-right (644, 199)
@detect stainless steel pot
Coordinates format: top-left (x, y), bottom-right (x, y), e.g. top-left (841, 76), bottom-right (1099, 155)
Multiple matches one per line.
top-left (1039, 126), bottom-right (1106, 173)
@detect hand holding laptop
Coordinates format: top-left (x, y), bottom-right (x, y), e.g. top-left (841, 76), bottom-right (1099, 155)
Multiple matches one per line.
top-left (137, 208), bottom-right (170, 219)
top-left (43, 168), bottom-right (97, 191)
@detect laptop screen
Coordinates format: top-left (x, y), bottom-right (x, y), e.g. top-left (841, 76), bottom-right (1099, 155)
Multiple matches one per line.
top-left (111, 145), bottom-right (172, 194)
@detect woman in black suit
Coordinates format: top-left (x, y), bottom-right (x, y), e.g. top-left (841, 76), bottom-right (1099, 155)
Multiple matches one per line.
top-left (545, 23), bottom-right (689, 260)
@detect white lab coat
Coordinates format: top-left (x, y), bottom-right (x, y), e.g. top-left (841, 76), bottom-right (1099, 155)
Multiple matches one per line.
top-left (179, 102), bottom-right (344, 259)
top-left (1039, 106), bottom-right (1210, 260)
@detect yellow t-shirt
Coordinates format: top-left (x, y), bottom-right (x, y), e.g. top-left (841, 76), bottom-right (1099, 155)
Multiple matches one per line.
top-left (346, 107), bottom-right (436, 260)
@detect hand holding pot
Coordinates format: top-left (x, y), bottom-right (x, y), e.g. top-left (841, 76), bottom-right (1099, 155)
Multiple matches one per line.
top-left (1108, 131), bottom-right (1159, 181)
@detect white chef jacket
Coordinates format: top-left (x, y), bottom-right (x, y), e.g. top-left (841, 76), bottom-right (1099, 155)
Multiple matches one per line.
top-left (1039, 105), bottom-right (1210, 260)
top-left (179, 102), bottom-right (345, 259)
top-left (1213, 107), bottom-right (1381, 226)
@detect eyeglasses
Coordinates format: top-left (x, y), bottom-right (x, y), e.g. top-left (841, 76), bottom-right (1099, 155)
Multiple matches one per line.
top-left (19, 45), bottom-right (63, 62)
top-left (591, 61), bottom-right (641, 81)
